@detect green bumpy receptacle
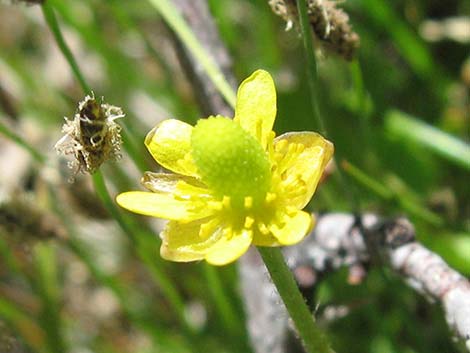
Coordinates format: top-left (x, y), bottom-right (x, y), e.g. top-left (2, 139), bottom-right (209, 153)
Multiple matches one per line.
top-left (191, 116), bottom-right (271, 209)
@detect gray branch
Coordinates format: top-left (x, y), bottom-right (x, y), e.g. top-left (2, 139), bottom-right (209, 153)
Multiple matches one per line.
top-left (170, 0), bottom-right (236, 117)
top-left (241, 214), bottom-right (470, 352)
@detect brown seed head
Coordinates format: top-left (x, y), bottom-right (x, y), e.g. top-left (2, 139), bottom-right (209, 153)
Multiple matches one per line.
top-left (54, 94), bottom-right (124, 178)
top-left (269, 0), bottom-right (360, 61)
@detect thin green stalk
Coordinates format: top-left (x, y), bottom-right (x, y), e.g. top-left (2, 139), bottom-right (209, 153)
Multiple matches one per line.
top-left (385, 110), bottom-right (470, 171)
top-left (32, 243), bottom-right (67, 353)
top-left (350, 59), bottom-right (372, 148)
top-left (0, 297), bottom-right (47, 353)
top-left (0, 235), bottom-right (22, 275)
top-left (342, 160), bottom-right (392, 200)
top-left (296, 0), bottom-right (326, 135)
top-left (120, 123), bottom-right (149, 173)
top-left (0, 119), bottom-right (46, 164)
top-left (296, 0), bottom-right (360, 212)
top-left (258, 247), bottom-right (334, 353)
top-left (41, 2), bottom-right (91, 94)
top-left (202, 264), bottom-right (242, 337)
top-left (147, 0), bottom-right (236, 108)
top-left (342, 160), bottom-right (443, 226)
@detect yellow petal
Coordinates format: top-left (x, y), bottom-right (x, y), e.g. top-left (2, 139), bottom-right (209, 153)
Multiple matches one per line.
top-left (145, 119), bottom-right (198, 177)
top-left (234, 70), bottom-right (276, 149)
top-left (160, 219), bottom-right (222, 262)
top-left (141, 172), bottom-right (208, 196)
top-left (205, 228), bottom-right (253, 266)
top-left (116, 191), bottom-right (213, 222)
top-left (273, 132), bottom-right (333, 209)
top-left (252, 229), bottom-right (281, 246)
top-left (269, 210), bottom-right (313, 245)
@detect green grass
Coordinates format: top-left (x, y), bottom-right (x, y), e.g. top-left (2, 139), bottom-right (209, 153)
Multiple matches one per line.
top-left (0, 0), bottom-right (468, 352)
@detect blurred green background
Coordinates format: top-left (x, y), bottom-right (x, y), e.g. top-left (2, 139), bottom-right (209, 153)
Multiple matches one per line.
top-left (0, 0), bottom-right (469, 352)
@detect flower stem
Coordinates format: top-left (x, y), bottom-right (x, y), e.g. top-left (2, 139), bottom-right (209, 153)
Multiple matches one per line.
top-left (257, 247), bottom-right (334, 353)
top-left (296, 0), bottom-right (326, 135)
top-left (202, 264), bottom-right (242, 336)
top-left (33, 243), bottom-right (68, 353)
top-left (41, 2), bottom-right (90, 94)
top-left (342, 160), bottom-right (444, 226)
top-left (296, 0), bottom-right (360, 211)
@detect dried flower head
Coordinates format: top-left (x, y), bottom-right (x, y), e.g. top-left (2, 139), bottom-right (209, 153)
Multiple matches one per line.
top-left (55, 94), bottom-right (124, 176)
top-left (269, 0), bottom-right (360, 61)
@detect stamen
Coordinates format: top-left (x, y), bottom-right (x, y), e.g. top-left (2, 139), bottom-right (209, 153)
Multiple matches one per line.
top-left (244, 216), bottom-right (255, 229)
top-left (255, 119), bottom-right (263, 142)
top-left (296, 143), bottom-right (305, 153)
top-left (285, 184), bottom-right (307, 198)
top-left (285, 206), bottom-right (297, 216)
top-left (222, 195), bottom-right (231, 209)
top-left (199, 221), bottom-right (214, 238)
top-left (258, 222), bottom-right (270, 235)
top-left (274, 142), bottom-right (300, 175)
top-left (208, 200), bottom-right (223, 211)
top-left (275, 139), bottom-right (288, 151)
top-left (244, 196), bottom-right (253, 209)
top-left (223, 226), bottom-right (233, 239)
top-left (265, 192), bottom-right (277, 203)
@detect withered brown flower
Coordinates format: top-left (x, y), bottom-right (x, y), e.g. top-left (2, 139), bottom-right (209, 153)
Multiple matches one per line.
top-left (55, 94), bottom-right (124, 176)
top-left (269, 0), bottom-right (360, 61)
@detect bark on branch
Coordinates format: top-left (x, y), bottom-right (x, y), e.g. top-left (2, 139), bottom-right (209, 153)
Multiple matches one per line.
top-left (170, 0), bottom-right (236, 117)
top-left (240, 214), bottom-right (470, 352)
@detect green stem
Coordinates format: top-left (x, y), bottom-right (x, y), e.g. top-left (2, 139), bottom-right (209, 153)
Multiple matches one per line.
top-left (41, 2), bottom-right (91, 94)
top-left (258, 247), bottom-right (334, 353)
top-left (147, 0), bottom-right (236, 108)
top-left (350, 59), bottom-right (372, 148)
top-left (342, 160), bottom-right (443, 226)
top-left (0, 297), bottom-right (47, 353)
top-left (33, 243), bottom-right (68, 353)
top-left (120, 123), bottom-right (149, 173)
top-left (296, 0), bottom-right (326, 135)
top-left (202, 264), bottom-right (241, 337)
top-left (297, 0), bottom-right (360, 211)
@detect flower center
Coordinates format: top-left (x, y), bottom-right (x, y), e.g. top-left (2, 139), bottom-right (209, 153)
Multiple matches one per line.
top-left (191, 116), bottom-right (271, 209)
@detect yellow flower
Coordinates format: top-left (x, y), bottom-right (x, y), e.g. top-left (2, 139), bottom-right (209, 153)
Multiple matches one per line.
top-left (116, 70), bottom-right (333, 266)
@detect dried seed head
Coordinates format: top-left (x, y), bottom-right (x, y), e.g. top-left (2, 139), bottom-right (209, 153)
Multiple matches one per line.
top-left (55, 94), bottom-right (124, 178)
top-left (269, 0), bottom-right (360, 61)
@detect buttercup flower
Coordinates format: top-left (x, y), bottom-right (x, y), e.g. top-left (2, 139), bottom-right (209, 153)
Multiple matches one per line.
top-left (116, 70), bottom-right (333, 265)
